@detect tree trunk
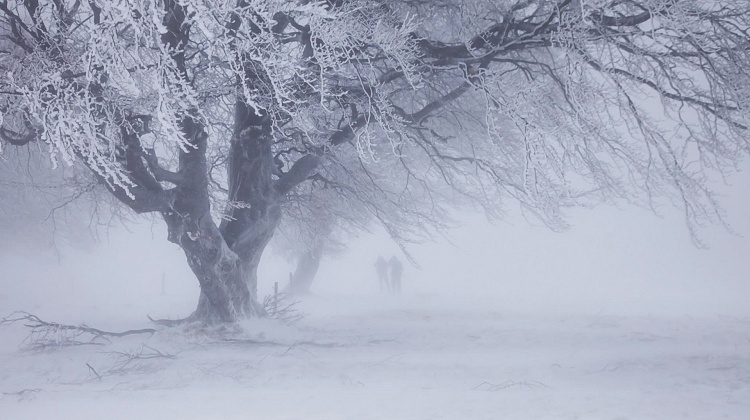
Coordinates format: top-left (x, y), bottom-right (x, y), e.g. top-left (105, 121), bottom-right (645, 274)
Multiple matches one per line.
top-left (289, 204), bottom-right (331, 296)
top-left (234, 201), bottom-right (282, 315)
top-left (178, 217), bottom-right (252, 324)
top-left (160, 117), bottom-right (257, 325)
top-left (166, 198), bottom-right (279, 325)
top-left (290, 246), bottom-right (323, 295)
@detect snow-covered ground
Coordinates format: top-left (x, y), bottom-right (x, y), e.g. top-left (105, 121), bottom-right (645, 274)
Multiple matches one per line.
top-left (1, 292), bottom-right (748, 420)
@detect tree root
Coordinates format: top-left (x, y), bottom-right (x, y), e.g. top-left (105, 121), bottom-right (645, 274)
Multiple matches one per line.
top-left (0, 311), bottom-right (157, 351)
top-left (145, 293), bottom-right (304, 328)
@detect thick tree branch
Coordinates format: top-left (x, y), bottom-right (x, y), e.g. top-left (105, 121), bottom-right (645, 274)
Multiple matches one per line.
top-left (144, 148), bottom-right (185, 185)
top-left (591, 10), bottom-right (651, 27)
top-left (404, 82), bottom-right (473, 125)
top-left (274, 154), bottom-right (320, 195)
top-left (0, 125), bottom-right (38, 146)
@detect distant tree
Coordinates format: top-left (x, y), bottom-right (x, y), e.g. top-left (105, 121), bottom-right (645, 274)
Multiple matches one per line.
top-left (1, 0), bottom-right (748, 324)
top-left (273, 187), bottom-right (360, 296)
top-left (280, 208), bottom-right (335, 296)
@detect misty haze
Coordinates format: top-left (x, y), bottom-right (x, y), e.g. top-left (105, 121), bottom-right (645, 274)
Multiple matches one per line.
top-left (1, 1), bottom-right (749, 419)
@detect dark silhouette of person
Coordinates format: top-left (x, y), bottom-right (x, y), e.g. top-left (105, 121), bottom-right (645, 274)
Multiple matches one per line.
top-left (389, 256), bottom-right (403, 294)
top-left (374, 256), bottom-right (389, 293)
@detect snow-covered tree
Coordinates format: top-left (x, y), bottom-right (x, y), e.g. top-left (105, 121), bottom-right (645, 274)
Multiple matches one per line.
top-left (1, 0), bottom-right (748, 324)
top-left (273, 186), bottom-right (362, 295)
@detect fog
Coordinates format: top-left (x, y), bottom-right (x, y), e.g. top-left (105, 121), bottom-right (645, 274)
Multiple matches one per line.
top-left (2, 167), bottom-right (749, 322)
top-left (286, 163), bottom-right (748, 318)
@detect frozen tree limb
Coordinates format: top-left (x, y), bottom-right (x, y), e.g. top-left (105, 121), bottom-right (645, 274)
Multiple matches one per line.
top-left (274, 155), bottom-right (321, 195)
top-left (143, 149), bottom-right (185, 186)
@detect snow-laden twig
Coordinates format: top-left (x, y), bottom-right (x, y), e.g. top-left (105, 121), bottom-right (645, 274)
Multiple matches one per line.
top-left (262, 292), bottom-right (304, 325)
top-left (86, 363), bottom-right (102, 381)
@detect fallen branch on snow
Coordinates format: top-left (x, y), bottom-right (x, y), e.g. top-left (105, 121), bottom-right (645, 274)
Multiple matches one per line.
top-left (85, 345), bottom-right (177, 380)
top-left (1, 388), bottom-right (42, 401)
top-left (0, 311), bottom-right (157, 351)
top-left (146, 314), bottom-right (192, 327)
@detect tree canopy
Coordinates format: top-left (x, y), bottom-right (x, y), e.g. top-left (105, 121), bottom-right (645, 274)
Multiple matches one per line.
top-left (1, 0), bottom-right (748, 323)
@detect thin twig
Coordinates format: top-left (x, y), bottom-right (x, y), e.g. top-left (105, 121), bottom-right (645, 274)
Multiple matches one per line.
top-left (86, 363), bottom-right (102, 381)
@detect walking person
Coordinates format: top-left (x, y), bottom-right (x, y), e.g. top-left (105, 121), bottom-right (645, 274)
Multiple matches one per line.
top-left (374, 256), bottom-right (390, 293)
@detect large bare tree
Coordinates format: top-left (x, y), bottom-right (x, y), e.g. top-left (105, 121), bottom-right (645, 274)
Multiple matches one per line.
top-left (1, 0), bottom-right (747, 324)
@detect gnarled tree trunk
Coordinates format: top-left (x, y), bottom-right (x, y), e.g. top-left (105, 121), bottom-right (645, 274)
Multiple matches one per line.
top-left (218, 101), bottom-right (281, 318)
top-left (159, 117), bottom-right (255, 324)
